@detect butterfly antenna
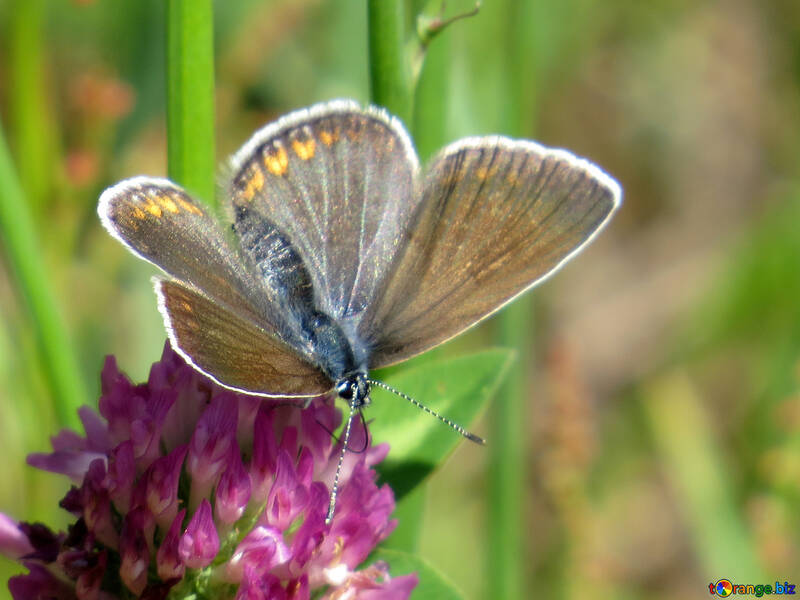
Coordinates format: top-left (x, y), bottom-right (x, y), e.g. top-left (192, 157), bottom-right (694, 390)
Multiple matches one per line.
top-left (367, 378), bottom-right (486, 445)
top-left (314, 409), bottom-right (370, 453)
top-left (326, 395), bottom-right (358, 525)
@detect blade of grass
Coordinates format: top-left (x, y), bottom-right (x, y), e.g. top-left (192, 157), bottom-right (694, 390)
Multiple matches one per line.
top-left (642, 371), bottom-right (764, 580)
top-left (367, 0), bottom-right (412, 123)
top-left (489, 1), bottom-right (541, 597)
top-left (0, 123), bottom-right (85, 428)
top-left (490, 301), bottom-right (531, 600)
top-left (165, 0), bottom-right (216, 207)
top-left (7, 0), bottom-right (54, 215)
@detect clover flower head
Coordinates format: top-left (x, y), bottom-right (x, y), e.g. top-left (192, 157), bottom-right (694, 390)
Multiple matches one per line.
top-left (2, 342), bottom-right (417, 599)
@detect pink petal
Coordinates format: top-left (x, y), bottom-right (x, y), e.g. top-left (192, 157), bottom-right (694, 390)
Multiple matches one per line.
top-left (0, 513), bottom-right (34, 559)
top-left (179, 499), bottom-right (219, 569)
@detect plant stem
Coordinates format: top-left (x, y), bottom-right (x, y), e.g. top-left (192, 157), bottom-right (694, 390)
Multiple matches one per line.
top-left (412, 6), bottom-right (450, 163)
top-left (367, 0), bottom-right (412, 124)
top-left (643, 372), bottom-right (765, 580)
top-left (0, 123), bottom-right (85, 428)
top-left (368, 0), bottom-right (420, 553)
top-left (489, 302), bottom-right (529, 599)
top-left (8, 0), bottom-right (53, 215)
top-left (165, 0), bottom-right (216, 207)
top-left (490, 1), bottom-right (541, 597)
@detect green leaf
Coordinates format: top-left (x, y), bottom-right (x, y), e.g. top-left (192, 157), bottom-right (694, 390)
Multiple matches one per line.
top-left (369, 548), bottom-right (465, 600)
top-left (382, 479), bottom-right (426, 552)
top-left (369, 349), bottom-right (515, 500)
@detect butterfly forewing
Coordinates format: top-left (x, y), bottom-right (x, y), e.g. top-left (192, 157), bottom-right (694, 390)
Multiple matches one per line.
top-left (227, 101), bottom-right (420, 333)
top-left (155, 278), bottom-right (330, 397)
top-left (364, 138), bottom-right (621, 368)
top-left (99, 176), bottom-right (333, 395)
top-left (99, 177), bottom-right (276, 329)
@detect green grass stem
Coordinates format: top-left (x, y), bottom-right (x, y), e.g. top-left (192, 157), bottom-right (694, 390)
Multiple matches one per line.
top-left (367, 0), bottom-right (412, 124)
top-left (166, 0), bottom-right (216, 207)
top-left (7, 0), bottom-right (54, 215)
top-left (0, 124), bottom-right (85, 428)
top-left (490, 301), bottom-right (530, 599)
top-left (643, 372), bottom-right (764, 580)
top-left (411, 9), bottom-right (449, 163)
top-left (488, 2), bottom-right (542, 596)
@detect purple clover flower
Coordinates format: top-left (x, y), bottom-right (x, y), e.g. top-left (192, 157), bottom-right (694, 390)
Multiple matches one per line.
top-left (2, 342), bottom-right (417, 599)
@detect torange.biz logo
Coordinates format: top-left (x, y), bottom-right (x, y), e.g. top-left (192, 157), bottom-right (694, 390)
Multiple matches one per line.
top-left (709, 580), bottom-right (796, 597)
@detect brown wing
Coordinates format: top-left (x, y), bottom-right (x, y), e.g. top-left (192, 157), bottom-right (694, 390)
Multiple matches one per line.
top-left (155, 278), bottom-right (331, 397)
top-left (98, 176), bottom-right (283, 331)
top-left (226, 101), bottom-right (420, 329)
top-left (363, 137), bottom-right (621, 368)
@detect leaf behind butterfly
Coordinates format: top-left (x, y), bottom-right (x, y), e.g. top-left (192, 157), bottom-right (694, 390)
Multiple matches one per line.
top-left (367, 549), bottom-right (466, 600)
top-left (370, 348), bottom-right (515, 500)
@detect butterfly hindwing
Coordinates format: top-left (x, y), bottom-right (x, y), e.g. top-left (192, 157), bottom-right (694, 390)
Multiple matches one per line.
top-left (155, 278), bottom-right (331, 397)
top-left (364, 138), bottom-right (622, 367)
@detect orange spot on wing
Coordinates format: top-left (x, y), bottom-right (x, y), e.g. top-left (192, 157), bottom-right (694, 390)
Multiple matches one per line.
top-left (158, 195), bottom-right (179, 213)
top-left (175, 196), bottom-right (203, 216)
top-left (318, 129), bottom-right (339, 146)
top-left (264, 146), bottom-right (289, 176)
top-left (133, 206), bottom-right (146, 220)
top-left (242, 167), bottom-right (265, 200)
top-left (292, 137), bottom-right (316, 160)
top-left (144, 199), bottom-right (162, 217)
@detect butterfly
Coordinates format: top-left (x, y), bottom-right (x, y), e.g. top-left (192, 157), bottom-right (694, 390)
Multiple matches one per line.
top-left (99, 99), bottom-right (621, 518)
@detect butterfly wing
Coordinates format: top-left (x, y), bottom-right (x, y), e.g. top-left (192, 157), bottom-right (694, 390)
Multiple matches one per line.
top-left (99, 177), bottom-right (268, 324)
top-left (98, 177), bottom-right (331, 396)
top-left (363, 137), bottom-right (622, 368)
top-left (155, 278), bottom-right (330, 396)
top-left (226, 100), bottom-right (420, 335)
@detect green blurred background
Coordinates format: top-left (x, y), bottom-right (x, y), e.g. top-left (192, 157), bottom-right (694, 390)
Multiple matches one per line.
top-left (1, 0), bottom-right (799, 598)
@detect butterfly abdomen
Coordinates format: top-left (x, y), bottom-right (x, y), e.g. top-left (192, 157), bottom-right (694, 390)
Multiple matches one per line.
top-left (233, 201), bottom-right (362, 384)
top-left (233, 205), bottom-right (314, 301)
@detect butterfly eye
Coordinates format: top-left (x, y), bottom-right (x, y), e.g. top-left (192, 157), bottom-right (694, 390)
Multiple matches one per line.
top-left (336, 379), bottom-right (354, 400)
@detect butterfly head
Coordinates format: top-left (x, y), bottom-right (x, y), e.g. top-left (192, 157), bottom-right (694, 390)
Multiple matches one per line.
top-left (335, 372), bottom-right (370, 408)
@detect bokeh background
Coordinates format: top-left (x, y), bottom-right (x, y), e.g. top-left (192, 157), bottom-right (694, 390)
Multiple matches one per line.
top-left (1, 0), bottom-right (799, 598)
